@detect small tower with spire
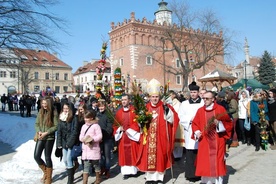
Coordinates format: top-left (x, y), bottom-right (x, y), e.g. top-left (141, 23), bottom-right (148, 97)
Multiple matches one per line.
top-left (154, 0), bottom-right (172, 25)
top-left (244, 37), bottom-right (250, 64)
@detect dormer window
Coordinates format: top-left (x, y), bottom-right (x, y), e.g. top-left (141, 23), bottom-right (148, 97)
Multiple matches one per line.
top-left (42, 57), bottom-right (48, 62)
top-left (33, 57), bottom-right (38, 61)
top-left (20, 55), bottom-right (28, 60)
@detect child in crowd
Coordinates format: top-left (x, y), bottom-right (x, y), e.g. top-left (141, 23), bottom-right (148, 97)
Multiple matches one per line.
top-left (79, 111), bottom-right (102, 184)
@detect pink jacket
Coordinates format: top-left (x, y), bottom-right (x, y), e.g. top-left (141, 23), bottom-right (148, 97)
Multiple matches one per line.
top-left (79, 123), bottom-right (102, 160)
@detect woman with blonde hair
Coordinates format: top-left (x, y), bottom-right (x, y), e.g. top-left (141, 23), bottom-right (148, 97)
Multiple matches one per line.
top-left (34, 97), bottom-right (58, 184)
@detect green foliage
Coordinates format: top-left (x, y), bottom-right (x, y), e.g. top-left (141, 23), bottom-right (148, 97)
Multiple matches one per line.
top-left (131, 83), bottom-right (152, 124)
top-left (258, 51), bottom-right (276, 85)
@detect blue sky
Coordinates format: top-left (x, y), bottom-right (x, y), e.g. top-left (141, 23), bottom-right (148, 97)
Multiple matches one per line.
top-left (51, 0), bottom-right (276, 72)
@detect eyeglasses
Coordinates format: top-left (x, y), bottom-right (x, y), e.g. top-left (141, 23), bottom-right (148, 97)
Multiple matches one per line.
top-left (202, 97), bottom-right (212, 100)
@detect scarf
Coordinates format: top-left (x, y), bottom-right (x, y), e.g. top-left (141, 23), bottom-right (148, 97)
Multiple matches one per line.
top-left (59, 112), bottom-right (68, 121)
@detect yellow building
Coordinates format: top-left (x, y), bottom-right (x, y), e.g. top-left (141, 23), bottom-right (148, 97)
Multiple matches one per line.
top-left (0, 48), bottom-right (73, 95)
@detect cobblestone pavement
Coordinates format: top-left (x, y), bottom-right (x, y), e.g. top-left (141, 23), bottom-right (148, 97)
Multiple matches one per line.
top-left (52, 143), bottom-right (276, 184)
top-left (1, 110), bottom-right (276, 184)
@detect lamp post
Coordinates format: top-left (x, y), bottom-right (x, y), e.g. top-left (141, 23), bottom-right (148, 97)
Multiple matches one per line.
top-left (244, 60), bottom-right (248, 88)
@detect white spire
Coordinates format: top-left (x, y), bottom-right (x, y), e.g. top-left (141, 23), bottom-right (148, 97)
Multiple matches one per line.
top-left (244, 37), bottom-right (250, 64)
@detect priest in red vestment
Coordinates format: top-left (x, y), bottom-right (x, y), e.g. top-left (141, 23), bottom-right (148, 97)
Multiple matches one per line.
top-left (136, 79), bottom-right (179, 184)
top-left (192, 91), bottom-right (233, 184)
top-left (113, 94), bottom-right (140, 180)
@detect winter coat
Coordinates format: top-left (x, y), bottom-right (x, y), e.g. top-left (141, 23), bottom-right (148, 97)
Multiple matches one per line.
top-left (56, 119), bottom-right (75, 149)
top-left (35, 110), bottom-right (58, 141)
top-left (71, 115), bottom-right (85, 146)
top-left (227, 99), bottom-right (238, 119)
top-left (238, 98), bottom-right (251, 119)
top-left (250, 97), bottom-right (269, 124)
top-left (97, 110), bottom-right (113, 140)
top-left (267, 98), bottom-right (276, 122)
top-left (79, 123), bottom-right (102, 160)
top-left (1, 95), bottom-right (7, 103)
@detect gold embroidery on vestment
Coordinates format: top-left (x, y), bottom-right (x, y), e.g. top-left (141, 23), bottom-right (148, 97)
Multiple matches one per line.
top-left (147, 117), bottom-right (157, 169)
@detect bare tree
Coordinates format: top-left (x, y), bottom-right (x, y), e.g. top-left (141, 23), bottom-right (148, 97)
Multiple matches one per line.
top-left (0, 0), bottom-right (68, 93)
top-left (0, 0), bottom-right (67, 51)
top-left (153, 0), bottom-right (238, 90)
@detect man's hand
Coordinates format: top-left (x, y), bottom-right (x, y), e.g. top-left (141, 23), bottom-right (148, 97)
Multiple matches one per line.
top-left (195, 131), bottom-right (202, 139)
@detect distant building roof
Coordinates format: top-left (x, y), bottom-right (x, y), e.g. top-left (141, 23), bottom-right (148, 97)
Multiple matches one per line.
top-left (11, 48), bottom-right (72, 69)
top-left (73, 60), bottom-right (111, 75)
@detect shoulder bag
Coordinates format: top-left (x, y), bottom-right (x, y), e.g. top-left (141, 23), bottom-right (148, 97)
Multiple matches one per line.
top-left (71, 124), bottom-right (92, 158)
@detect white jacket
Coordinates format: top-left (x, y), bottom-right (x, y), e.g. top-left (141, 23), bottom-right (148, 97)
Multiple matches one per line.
top-left (238, 98), bottom-right (250, 119)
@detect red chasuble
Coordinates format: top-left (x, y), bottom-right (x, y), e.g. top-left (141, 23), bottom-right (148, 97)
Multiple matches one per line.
top-left (192, 102), bottom-right (233, 177)
top-left (113, 105), bottom-right (140, 167)
top-left (136, 101), bottom-right (179, 172)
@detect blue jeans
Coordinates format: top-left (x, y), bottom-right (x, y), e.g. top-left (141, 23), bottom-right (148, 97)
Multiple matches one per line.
top-left (62, 148), bottom-right (73, 169)
top-left (100, 138), bottom-right (113, 170)
top-left (2, 103), bottom-right (6, 111)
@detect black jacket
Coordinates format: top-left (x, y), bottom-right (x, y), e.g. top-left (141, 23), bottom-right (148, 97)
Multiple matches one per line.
top-left (71, 115), bottom-right (85, 146)
top-left (97, 110), bottom-right (113, 140)
top-left (268, 98), bottom-right (276, 121)
top-left (57, 120), bottom-right (75, 149)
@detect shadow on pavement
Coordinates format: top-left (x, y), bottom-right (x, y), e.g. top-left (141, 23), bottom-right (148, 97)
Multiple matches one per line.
top-left (224, 165), bottom-right (237, 184)
top-left (0, 141), bottom-right (16, 156)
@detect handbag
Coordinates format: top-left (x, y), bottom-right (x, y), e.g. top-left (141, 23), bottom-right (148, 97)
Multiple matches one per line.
top-left (71, 124), bottom-right (92, 158)
top-left (244, 116), bottom-right (251, 131)
top-left (71, 144), bottom-right (82, 158)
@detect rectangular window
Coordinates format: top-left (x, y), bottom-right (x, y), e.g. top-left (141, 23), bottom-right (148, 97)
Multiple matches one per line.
top-left (176, 59), bottom-right (180, 68)
top-left (94, 75), bottom-right (97, 81)
top-left (34, 85), bottom-right (40, 92)
top-left (55, 86), bottom-right (60, 93)
top-left (34, 72), bottom-right (39, 79)
top-left (64, 73), bottom-right (68, 80)
top-left (10, 71), bottom-right (16, 78)
top-left (120, 58), bottom-right (124, 66)
top-left (146, 56), bottom-right (152, 65)
top-left (0, 71), bottom-right (7, 78)
top-left (63, 86), bottom-right (68, 93)
top-left (85, 76), bottom-right (87, 82)
top-left (176, 75), bottom-right (182, 85)
top-left (55, 73), bottom-right (59, 80)
top-left (45, 72), bottom-right (49, 80)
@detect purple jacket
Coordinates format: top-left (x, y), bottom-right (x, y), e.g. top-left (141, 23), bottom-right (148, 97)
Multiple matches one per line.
top-left (79, 123), bottom-right (102, 160)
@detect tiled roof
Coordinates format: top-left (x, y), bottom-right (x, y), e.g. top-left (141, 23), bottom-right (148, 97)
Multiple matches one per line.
top-left (12, 48), bottom-right (72, 69)
top-left (74, 61), bottom-right (111, 75)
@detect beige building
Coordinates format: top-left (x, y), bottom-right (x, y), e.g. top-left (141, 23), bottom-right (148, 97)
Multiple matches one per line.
top-left (0, 48), bottom-right (73, 95)
top-left (73, 60), bottom-right (112, 93)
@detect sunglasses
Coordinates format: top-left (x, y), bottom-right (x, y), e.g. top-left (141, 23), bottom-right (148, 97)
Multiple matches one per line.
top-left (202, 97), bottom-right (212, 100)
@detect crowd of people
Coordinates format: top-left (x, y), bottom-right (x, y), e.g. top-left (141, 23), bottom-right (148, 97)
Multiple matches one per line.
top-left (1, 93), bottom-right (37, 117)
top-left (1, 80), bottom-right (276, 184)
